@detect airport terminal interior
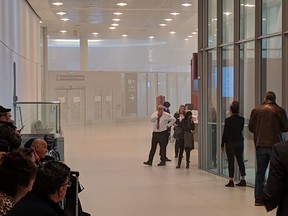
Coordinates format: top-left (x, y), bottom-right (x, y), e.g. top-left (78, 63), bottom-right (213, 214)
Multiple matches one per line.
top-left (1, 0), bottom-right (287, 215)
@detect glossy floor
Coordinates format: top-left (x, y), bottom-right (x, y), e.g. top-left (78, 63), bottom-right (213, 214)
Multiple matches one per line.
top-left (63, 121), bottom-right (275, 216)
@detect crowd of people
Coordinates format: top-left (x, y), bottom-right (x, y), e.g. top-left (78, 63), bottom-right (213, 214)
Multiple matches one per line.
top-left (1, 90), bottom-right (287, 215)
top-left (143, 91), bottom-right (288, 215)
top-left (0, 105), bottom-right (90, 216)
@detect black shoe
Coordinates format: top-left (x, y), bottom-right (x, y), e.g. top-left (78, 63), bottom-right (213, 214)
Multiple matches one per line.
top-left (143, 161), bottom-right (152, 166)
top-left (165, 158), bottom-right (172, 162)
top-left (225, 180), bottom-right (234, 187)
top-left (174, 155), bottom-right (178, 158)
top-left (235, 180), bottom-right (246, 187)
top-left (186, 164), bottom-right (189, 169)
top-left (176, 164), bottom-right (180, 168)
top-left (157, 162), bottom-right (166, 166)
top-left (255, 199), bottom-right (264, 206)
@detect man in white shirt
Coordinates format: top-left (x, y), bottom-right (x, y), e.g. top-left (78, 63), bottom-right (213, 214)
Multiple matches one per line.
top-left (143, 105), bottom-right (176, 166)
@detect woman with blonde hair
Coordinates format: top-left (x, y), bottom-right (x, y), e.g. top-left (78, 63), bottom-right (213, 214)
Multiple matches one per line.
top-left (173, 105), bottom-right (186, 158)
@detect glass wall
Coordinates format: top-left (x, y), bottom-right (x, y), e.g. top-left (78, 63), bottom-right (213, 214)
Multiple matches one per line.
top-left (240, 0), bottom-right (255, 39)
top-left (262, 0), bottom-right (282, 35)
top-left (222, 0), bottom-right (234, 43)
top-left (198, 0), bottom-right (288, 186)
top-left (240, 42), bottom-right (255, 185)
top-left (207, 49), bottom-right (218, 171)
top-left (221, 45), bottom-right (234, 177)
top-left (262, 36), bottom-right (282, 104)
top-left (208, 0), bottom-right (217, 47)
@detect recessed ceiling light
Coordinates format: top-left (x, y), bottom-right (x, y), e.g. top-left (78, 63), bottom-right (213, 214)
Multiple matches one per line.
top-left (92, 32), bottom-right (99, 35)
top-left (188, 35), bottom-right (193, 38)
top-left (60, 30), bottom-right (67, 33)
top-left (52, 2), bottom-right (63, 6)
top-left (57, 12), bottom-right (66, 15)
top-left (149, 36), bottom-right (154, 39)
top-left (114, 12), bottom-right (123, 15)
top-left (113, 18), bottom-right (121, 22)
top-left (61, 18), bottom-right (69, 21)
top-left (165, 18), bottom-right (173, 22)
top-left (159, 23), bottom-right (167, 27)
top-left (111, 23), bottom-right (119, 26)
top-left (181, 3), bottom-right (192, 7)
top-left (191, 32), bottom-right (197, 35)
top-left (170, 12), bottom-right (179, 16)
top-left (122, 34), bottom-right (128, 37)
top-left (169, 31), bottom-right (176, 34)
top-left (39, 21), bottom-right (43, 24)
top-left (185, 38), bottom-right (189, 41)
top-left (223, 12), bottom-right (232, 16)
top-left (109, 27), bottom-right (116, 30)
top-left (245, 4), bottom-right (255, 7)
top-left (117, 3), bottom-right (127, 6)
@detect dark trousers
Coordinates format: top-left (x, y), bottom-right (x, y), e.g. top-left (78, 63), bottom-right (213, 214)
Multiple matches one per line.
top-left (255, 146), bottom-right (272, 200)
top-left (148, 131), bottom-right (167, 163)
top-left (175, 139), bottom-right (180, 156)
top-left (225, 141), bottom-right (246, 178)
top-left (177, 139), bottom-right (191, 165)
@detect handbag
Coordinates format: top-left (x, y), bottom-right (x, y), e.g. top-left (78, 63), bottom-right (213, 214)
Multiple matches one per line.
top-left (184, 131), bottom-right (194, 149)
top-left (173, 126), bottom-right (182, 139)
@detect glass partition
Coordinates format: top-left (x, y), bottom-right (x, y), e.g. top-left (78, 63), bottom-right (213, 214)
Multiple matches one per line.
top-left (207, 49), bottom-right (218, 172)
top-left (208, 0), bottom-right (217, 47)
top-left (262, 0), bottom-right (282, 35)
top-left (240, 0), bottom-right (255, 39)
top-left (14, 102), bottom-right (61, 135)
top-left (222, 0), bottom-right (234, 43)
top-left (240, 42), bottom-right (255, 185)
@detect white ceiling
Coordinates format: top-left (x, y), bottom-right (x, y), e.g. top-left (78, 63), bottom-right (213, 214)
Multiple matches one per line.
top-left (27, 0), bottom-right (198, 41)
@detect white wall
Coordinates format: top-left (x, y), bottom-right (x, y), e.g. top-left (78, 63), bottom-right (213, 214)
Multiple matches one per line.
top-left (0, 0), bottom-right (41, 108)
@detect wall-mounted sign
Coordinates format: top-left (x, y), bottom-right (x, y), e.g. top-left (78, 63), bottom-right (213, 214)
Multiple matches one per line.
top-left (125, 73), bottom-right (137, 115)
top-left (56, 75), bottom-right (85, 81)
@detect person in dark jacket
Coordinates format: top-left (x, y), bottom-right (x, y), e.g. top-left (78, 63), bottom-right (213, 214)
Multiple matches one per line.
top-left (7, 161), bottom-right (71, 216)
top-left (221, 101), bottom-right (246, 187)
top-left (173, 105), bottom-right (186, 158)
top-left (0, 148), bottom-right (37, 216)
top-left (176, 111), bottom-right (195, 169)
top-left (0, 106), bottom-right (21, 153)
top-left (248, 91), bottom-right (288, 206)
top-left (263, 141), bottom-right (288, 216)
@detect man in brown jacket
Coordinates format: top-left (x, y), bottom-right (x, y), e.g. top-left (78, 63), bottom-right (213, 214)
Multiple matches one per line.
top-left (248, 91), bottom-right (288, 206)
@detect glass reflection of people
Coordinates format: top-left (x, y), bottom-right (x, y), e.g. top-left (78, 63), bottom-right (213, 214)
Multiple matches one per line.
top-left (221, 101), bottom-right (246, 187)
top-left (173, 105), bottom-right (186, 158)
top-left (210, 105), bottom-right (217, 168)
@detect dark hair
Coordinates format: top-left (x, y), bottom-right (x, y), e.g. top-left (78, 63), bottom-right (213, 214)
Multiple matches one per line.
top-left (0, 148), bottom-right (37, 197)
top-left (265, 91), bottom-right (276, 102)
top-left (185, 111), bottom-right (192, 119)
top-left (33, 161), bottom-right (70, 195)
top-left (163, 101), bottom-right (170, 108)
top-left (230, 101), bottom-right (239, 114)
